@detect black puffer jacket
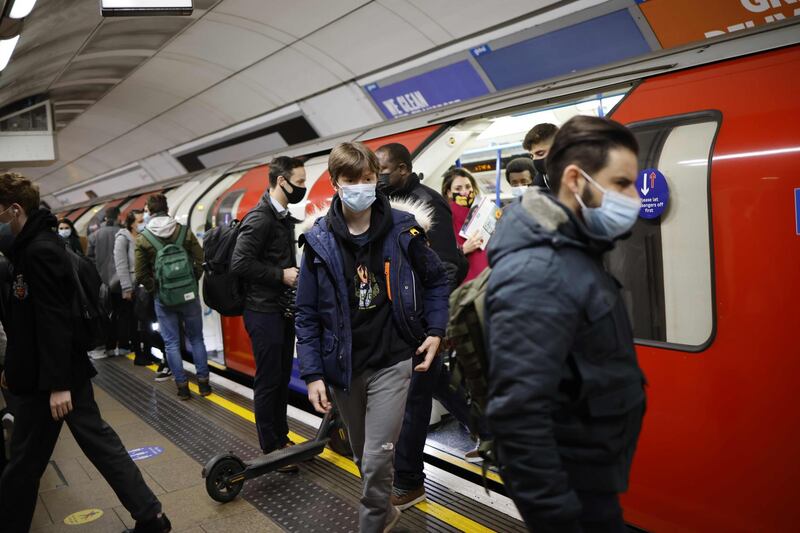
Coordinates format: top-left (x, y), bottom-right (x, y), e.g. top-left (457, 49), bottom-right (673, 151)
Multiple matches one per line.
top-left (3, 209), bottom-right (96, 395)
top-left (485, 188), bottom-right (646, 532)
top-left (389, 173), bottom-right (468, 290)
top-left (230, 193), bottom-right (296, 313)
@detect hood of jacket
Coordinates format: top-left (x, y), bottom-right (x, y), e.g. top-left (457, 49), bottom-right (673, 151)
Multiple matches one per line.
top-left (298, 193), bottom-right (433, 236)
top-left (145, 214), bottom-right (177, 239)
top-left (487, 187), bottom-right (614, 266)
top-left (10, 208), bottom-right (57, 257)
top-left (115, 227), bottom-right (134, 243)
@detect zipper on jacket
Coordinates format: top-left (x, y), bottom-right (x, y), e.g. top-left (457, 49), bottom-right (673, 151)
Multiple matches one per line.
top-left (411, 271), bottom-right (417, 311)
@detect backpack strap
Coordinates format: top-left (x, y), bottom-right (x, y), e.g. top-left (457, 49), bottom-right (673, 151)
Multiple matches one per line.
top-left (141, 228), bottom-right (164, 251)
top-left (175, 224), bottom-right (188, 247)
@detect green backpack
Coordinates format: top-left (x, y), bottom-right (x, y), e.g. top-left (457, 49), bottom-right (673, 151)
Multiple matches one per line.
top-left (446, 267), bottom-right (496, 479)
top-left (142, 225), bottom-right (198, 308)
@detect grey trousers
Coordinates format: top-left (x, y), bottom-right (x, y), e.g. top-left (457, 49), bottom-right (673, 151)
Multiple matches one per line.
top-left (332, 358), bottom-right (412, 533)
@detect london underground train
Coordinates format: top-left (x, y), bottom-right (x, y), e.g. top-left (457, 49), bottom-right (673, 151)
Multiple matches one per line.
top-left (57, 41), bottom-right (800, 532)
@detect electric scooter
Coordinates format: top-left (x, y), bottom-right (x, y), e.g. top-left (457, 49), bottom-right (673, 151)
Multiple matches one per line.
top-left (202, 406), bottom-right (344, 503)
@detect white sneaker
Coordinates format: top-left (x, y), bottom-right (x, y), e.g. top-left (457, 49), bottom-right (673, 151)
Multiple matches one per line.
top-left (88, 349), bottom-right (107, 360)
top-left (2, 412), bottom-right (13, 458)
top-left (154, 367), bottom-right (172, 382)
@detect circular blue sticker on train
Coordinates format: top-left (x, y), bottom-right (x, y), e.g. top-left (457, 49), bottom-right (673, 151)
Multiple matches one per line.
top-left (128, 446), bottom-right (164, 461)
top-left (638, 168), bottom-right (669, 219)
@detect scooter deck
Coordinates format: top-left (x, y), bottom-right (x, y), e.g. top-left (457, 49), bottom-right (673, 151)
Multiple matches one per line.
top-left (243, 438), bottom-right (331, 479)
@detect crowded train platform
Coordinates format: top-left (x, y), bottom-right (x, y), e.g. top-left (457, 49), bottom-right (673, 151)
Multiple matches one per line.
top-left (0, 1), bottom-right (798, 532)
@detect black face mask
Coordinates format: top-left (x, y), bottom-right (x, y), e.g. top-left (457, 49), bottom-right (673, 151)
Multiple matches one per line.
top-left (280, 181), bottom-right (307, 205)
top-left (533, 158), bottom-right (547, 175)
top-left (377, 173), bottom-right (395, 194)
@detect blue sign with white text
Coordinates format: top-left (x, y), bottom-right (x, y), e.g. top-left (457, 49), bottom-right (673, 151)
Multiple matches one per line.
top-left (795, 188), bottom-right (800, 235)
top-left (475, 10), bottom-right (651, 91)
top-left (364, 60), bottom-right (490, 120)
top-left (128, 446), bottom-right (164, 461)
top-left (638, 168), bottom-right (669, 219)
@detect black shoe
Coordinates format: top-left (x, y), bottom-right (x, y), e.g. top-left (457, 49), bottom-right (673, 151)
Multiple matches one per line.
top-left (133, 355), bottom-right (158, 367)
top-left (154, 367), bottom-right (172, 382)
top-left (198, 378), bottom-right (212, 397)
top-left (124, 512), bottom-right (171, 533)
top-left (176, 383), bottom-right (190, 401)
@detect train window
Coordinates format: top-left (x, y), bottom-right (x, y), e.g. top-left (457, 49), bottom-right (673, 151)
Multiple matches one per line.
top-left (208, 188), bottom-right (245, 230)
top-left (606, 114), bottom-right (718, 349)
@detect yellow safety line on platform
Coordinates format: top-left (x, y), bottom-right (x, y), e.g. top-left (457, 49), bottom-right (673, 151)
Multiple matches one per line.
top-left (127, 355), bottom-right (495, 533)
top-left (424, 445), bottom-right (503, 484)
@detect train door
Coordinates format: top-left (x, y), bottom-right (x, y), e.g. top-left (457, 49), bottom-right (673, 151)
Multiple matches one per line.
top-left (187, 170), bottom-right (247, 367)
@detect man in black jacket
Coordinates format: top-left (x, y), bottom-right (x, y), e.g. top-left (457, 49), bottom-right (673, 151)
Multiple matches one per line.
top-left (486, 116), bottom-right (646, 533)
top-left (0, 173), bottom-right (170, 533)
top-left (376, 143), bottom-right (468, 509)
top-left (231, 156), bottom-right (306, 464)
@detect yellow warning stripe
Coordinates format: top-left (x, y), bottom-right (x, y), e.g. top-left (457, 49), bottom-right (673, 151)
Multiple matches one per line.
top-left (424, 445), bottom-right (503, 485)
top-left (127, 355), bottom-right (495, 532)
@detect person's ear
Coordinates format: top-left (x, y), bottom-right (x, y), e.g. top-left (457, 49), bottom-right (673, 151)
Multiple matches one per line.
top-left (562, 165), bottom-right (583, 195)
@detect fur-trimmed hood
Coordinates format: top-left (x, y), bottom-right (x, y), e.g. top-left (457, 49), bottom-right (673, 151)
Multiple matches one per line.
top-left (487, 187), bottom-right (612, 265)
top-left (298, 195), bottom-right (434, 236)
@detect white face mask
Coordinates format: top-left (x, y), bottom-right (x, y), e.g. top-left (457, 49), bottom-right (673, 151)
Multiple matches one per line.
top-left (143, 212), bottom-right (151, 224)
top-left (58, 228), bottom-right (72, 238)
top-left (339, 183), bottom-right (377, 213)
top-left (136, 222), bottom-right (146, 233)
top-left (511, 185), bottom-right (528, 198)
top-left (574, 168), bottom-right (641, 238)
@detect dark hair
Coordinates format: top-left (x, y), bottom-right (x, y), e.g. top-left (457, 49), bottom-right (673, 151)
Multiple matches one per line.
top-left (269, 156), bottom-right (305, 189)
top-left (328, 142), bottom-right (380, 183)
top-left (146, 193), bottom-right (169, 215)
top-left (505, 157), bottom-right (537, 184)
top-left (105, 205), bottom-right (121, 222)
top-left (58, 218), bottom-right (77, 232)
top-left (124, 209), bottom-right (143, 231)
top-left (0, 172), bottom-right (40, 213)
top-left (545, 116), bottom-right (639, 194)
top-left (376, 142), bottom-right (413, 171)
top-left (441, 167), bottom-right (478, 197)
top-left (522, 123), bottom-right (559, 152)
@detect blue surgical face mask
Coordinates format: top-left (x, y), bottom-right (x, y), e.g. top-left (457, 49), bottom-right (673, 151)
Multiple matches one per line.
top-left (58, 228), bottom-right (72, 239)
top-left (136, 222), bottom-right (146, 233)
top-left (339, 183), bottom-right (377, 213)
top-left (575, 168), bottom-right (641, 239)
top-left (143, 212), bottom-right (151, 224)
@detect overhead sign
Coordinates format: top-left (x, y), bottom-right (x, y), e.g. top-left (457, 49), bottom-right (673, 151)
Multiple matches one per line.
top-left (364, 60), bottom-right (490, 120)
top-left (639, 0), bottom-right (800, 48)
top-left (64, 509), bottom-right (104, 525)
top-left (128, 446), bottom-right (164, 461)
top-left (638, 168), bottom-right (669, 219)
top-left (474, 10), bottom-right (651, 91)
top-left (101, 0), bottom-right (192, 16)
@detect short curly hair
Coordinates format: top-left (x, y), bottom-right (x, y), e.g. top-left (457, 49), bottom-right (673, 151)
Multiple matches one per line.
top-left (522, 123), bottom-right (559, 152)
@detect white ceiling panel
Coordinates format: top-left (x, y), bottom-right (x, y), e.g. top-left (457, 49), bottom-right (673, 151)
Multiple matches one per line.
top-left (376, 0), bottom-right (454, 45)
top-left (194, 77), bottom-right (281, 123)
top-left (408, 0), bottom-right (557, 38)
top-left (215, 0), bottom-right (370, 39)
top-left (291, 40), bottom-right (354, 81)
top-left (165, 14), bottom-right (285, 72)
top-left (241, 46), bottom-right (341, 104)
top-left (130, 54), bottom-right (231, 103)
top-left (299, 83), bottom-right (383, 137)
top-left (303, 2), bottom-right (435, 75)
top-left (159, 99), bottom-right (235, 137)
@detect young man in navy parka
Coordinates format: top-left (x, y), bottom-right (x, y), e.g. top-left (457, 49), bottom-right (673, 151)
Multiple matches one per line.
top-left (295, 142), bottom-right (449, 533)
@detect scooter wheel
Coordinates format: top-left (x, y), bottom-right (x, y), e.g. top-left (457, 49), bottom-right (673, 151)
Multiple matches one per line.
top-left (205, 457), bottom-right (245, 503)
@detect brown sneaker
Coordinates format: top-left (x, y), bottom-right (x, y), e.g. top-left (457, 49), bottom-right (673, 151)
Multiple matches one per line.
top-left (198, 378), bottom-right (212, 397)
top-left (276, 441), bottom-right (299, 473)
top-left (391, 486), bottom-right (426, 511)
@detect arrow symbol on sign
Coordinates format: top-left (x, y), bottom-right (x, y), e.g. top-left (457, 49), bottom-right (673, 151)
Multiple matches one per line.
top-left (640, 171), bottom-right (650, 196)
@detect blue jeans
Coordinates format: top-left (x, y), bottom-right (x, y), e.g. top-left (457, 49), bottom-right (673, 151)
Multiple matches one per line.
top-left (153, 297), bottom-right (209, 384)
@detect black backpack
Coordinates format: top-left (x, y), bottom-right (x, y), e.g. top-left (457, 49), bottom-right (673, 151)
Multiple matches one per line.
top-left (66, 246), bottom-right (110, 350)
top-left (201, 219), bottom-right (245, 316)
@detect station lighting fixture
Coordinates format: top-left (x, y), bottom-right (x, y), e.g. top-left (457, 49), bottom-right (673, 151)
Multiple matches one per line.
top-left (101, 0), bottom-right (192, 17)
top-left (7, 0), bottom-right (37, 19)
top-left (0, 34), bottom-right (19, 71)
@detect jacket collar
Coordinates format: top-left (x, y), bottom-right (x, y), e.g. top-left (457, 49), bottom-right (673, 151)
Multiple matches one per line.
top-left (10, 208), bottom-right (57, 257)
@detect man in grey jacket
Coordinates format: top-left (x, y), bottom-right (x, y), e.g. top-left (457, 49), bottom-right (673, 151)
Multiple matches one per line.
top-left (88, 206), bottom-right (129, 357)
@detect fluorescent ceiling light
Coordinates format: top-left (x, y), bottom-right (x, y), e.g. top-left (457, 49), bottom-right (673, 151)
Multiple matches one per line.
top-left (101, 0), bottom-right (192, 16)
top-left (0, 36), bottom-right (20, 72)
top-left (8, 0), bottom-right (37, 18)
